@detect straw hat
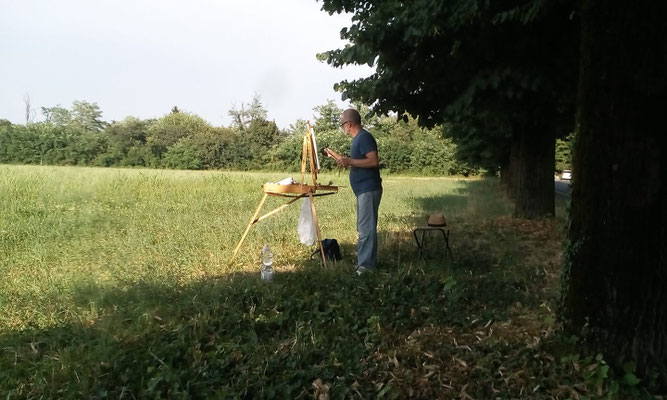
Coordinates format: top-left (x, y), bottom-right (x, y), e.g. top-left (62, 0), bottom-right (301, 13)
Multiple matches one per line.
top-left (427, 213), bottom-right (446, 227)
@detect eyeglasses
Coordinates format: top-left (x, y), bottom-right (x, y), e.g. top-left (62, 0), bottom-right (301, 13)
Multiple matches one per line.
top-left (340, 121), bottom-right (349, 128)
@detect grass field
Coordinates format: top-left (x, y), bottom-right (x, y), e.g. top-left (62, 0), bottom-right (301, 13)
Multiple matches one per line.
top-left (0, 164), bottom-right (644, 399)
top-left (0, 165), bottom-right (506, 329)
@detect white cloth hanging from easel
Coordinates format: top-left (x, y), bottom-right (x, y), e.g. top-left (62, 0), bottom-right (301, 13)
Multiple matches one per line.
top-left (297, 197), bottom-right (317, 245)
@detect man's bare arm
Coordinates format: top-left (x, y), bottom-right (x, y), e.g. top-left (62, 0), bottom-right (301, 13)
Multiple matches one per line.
top-left (336, 151), bottom-right (379, 168)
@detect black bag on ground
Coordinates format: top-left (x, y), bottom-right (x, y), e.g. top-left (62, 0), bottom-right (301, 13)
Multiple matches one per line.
top-left (311, 238), bottom-right (342, 261)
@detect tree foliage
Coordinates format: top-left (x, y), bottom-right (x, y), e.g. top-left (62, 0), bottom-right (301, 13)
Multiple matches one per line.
top-left (103, 117), bottom-right (152, 166)
top-left (146, 111), bottom-right (211, 159)
top-left (319, 0), bottom-right (576, 129)
top-left (554, 133), bottom-right (573, 173)
top-left (318, 0), bottom-right (579, 217)
top-left (228, 94), bottom-right (269, 132)
top-left (40, 101), bottom-right (106, 134)
top-left (41, 105), bottom-right (72, 126)
top-left (70, 100), bottom-right (106, 133)
top-left (1, 99), bottom-right (482, 175)
top-left (312, 100), bottom-right (343, 132)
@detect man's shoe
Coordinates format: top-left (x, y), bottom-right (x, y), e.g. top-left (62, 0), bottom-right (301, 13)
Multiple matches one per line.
top-left (356, 266), bottom-right (375, 276)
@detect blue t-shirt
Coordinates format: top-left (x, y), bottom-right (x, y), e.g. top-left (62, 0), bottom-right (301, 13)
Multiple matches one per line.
top-left (349, 129), bottom-right (382, 196)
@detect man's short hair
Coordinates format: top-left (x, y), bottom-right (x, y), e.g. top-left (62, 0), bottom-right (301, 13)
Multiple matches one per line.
top-left (341, 109), bottom-right (361, 126)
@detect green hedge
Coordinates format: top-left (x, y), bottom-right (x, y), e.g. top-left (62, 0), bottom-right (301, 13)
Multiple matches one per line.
top-left (0, 117), bottom-right (479, 176)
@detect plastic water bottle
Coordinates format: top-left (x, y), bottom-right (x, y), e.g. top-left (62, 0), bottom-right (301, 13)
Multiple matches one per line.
top-left (260, 244), bottom-right (274, 281)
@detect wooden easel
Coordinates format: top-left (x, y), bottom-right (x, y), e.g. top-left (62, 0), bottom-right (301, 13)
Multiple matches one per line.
top-left (229, 122), bottom-right (338, 267)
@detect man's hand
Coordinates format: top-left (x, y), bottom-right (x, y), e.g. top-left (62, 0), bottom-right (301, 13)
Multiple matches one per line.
top-left (337, 151), bottom-right (379, 169)
top-left (323, 147), bottom-right (342, 161)
top-left (336, 156), bottom-right (351, 168)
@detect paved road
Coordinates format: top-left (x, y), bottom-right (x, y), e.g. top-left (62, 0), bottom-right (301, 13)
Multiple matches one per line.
top-left (555, 180), bottom-right (571, 199)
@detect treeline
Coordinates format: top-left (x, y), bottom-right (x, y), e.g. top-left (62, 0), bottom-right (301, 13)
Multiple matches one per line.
top-left (0, 98), bottom-right (488, 176)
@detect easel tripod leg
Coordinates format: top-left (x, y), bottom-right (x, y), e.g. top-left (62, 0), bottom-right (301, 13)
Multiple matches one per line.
top-left (229, 193), bottom-right (268, 265)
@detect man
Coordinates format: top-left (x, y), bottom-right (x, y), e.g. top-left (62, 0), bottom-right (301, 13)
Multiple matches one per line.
top-left (335, 109), bottom-right (382, 274)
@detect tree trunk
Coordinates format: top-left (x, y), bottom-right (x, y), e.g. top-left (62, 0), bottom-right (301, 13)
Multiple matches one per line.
top-left (499, 151), bottom-right (510, 185)
top-left (514, 125), bottom-right (555, 218)
top-left (561, 0), bottom-right (667, 382)
top-left (502, 134), bottom-right (521, 199)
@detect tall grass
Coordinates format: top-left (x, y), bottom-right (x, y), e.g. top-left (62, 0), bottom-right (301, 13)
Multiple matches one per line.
top-left (4, 165), bottom-right (621, 399)
top-left (1, 165), bottom-right (501, 332)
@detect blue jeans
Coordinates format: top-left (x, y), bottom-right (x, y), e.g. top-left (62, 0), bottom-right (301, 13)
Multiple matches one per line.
top-left (356, 188), bottom-right (382, 270)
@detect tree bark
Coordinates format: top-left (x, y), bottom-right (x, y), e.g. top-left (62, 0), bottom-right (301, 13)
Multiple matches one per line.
top-left (502, 134), bottom-right (521, 200)
top-left (514, 125), bottom-right (555, 218)
top-left (561, 0), bottom-right (667, 382)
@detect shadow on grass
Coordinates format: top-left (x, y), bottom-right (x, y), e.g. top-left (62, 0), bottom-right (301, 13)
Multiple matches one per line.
top-left (0, 263), bottom-right (470, 399)
top-left (410, 179), bottom-right (512, 221)
top-left (387, 179), bottom-right (511, 268)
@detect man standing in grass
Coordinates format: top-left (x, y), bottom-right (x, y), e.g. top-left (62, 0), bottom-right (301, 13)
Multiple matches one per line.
top-left (335, 109), bottom-right (382, 274)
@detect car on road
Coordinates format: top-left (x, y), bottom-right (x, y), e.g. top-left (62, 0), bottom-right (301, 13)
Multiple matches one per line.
top-left (561, 169), bottom-right (572, 180)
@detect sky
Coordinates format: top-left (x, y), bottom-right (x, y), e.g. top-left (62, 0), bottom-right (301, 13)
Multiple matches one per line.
top-left (0, 0), bottom-right (372, 129)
